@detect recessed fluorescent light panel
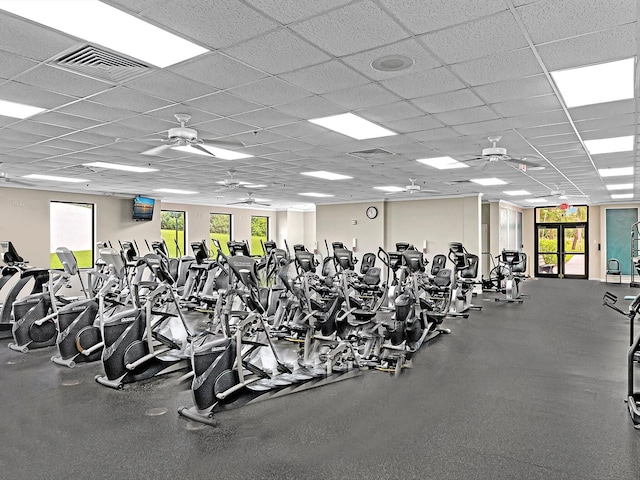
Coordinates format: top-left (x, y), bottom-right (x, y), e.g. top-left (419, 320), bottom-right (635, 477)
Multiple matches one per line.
top-left (301, 171), bottom-right (353, 181)
top-left (605, 184), bottom-right (634, 191)
top-left (173, 145), bottom-right (252, 160)
top-left (0, 1), bottom-right (208, 68)
top-left (598, 167), bottom-right (634, 177)
top-left (550, 58), bottom-right (635, 108)
top-left (526, 198), bottom-right (547, 204)
top-left (470, 178), bottom-right (507, 186)
top-left (84, 162), bottom-right (157, 173)
top-left (154, 188), bottom-right (198, 195)
top-left (0, 99), bottom-right (45, 119)
top-left (584, 136), bottom-right (634, 155)
top-left (298, 193), bottom-right (335, 198)
top-left (503, 190), bottom-right (531, 196)
top-left (611, 193), bottom-right (634, 199)
top-left (417, 156), bottom-right (468, 169)
top-left (374, 186), bottom-right (405, 192)
top-left (308, 113), bottom-right (396, 140)
top-left (23, 174), bottom-right (87, 183)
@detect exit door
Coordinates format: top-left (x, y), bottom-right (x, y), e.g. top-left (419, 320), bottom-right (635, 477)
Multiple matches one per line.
top-left (536, 224), bottom-right (587, 279)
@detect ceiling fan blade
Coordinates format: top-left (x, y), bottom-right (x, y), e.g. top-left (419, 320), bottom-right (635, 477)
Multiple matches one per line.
top-left (191, 144), bottom-right (216, 157)
top-left (458, 156), bottom-right (484, 163)
top-left (199, 138), bottom-right (245, 149)
top-left (227, 201), bottom-right (249, 205)
top-left (255, 202), bottom-right (271, 206)
top-left (141, 144), bottom-right (174, 156)
top-left (504, 157), bottom-right (543, 168)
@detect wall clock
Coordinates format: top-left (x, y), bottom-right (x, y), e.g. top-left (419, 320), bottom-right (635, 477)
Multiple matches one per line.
top-left (366, 206), bottom-right (378, 219)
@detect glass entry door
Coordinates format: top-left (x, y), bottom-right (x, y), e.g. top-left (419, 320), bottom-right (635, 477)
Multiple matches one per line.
top-left (536, 224), bottom-right (587, 278)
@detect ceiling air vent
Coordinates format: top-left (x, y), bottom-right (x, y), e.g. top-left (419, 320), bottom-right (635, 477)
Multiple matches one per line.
top-left (52, 45), bottom-right (152, 84)
top-left (349, 148), bottom-right (393, 158)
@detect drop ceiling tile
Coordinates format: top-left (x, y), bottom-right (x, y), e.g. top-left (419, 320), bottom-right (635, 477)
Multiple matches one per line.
top-left (406, 127), bottom-right (461, 143)
top-left (142, 0), bottom-right (278, 49)
top-left (229, 129), bottom-right (287, 145)
top-left (0, 128), bottom-right (48, 144)
top-left (280, 61), bottom-right (369, 94)
top-left (231, 108), bottom-right (296, 129)
top-left (411, 89), bottom-right (484, 113)
top-left (0, 50), bottom-right (38, 80)
top-left (516, 0), bottom-right (636, 45)
top-left (0, 81), bottom-right (76, 109)
top-left (168, 52), bottom-right (267, 89)
top-left (267, 122), bottom-right (327, 139)
top-left (452, 118), bottom-right (512, 136)
top-left (450, 49), bottom-right (543, 86)
top-left (529, 133), bottom-right (580, 147)
top-left (246, 0), bottom-right (351, 24)
top-left (91, 87), bottom-right (171, 113)
top-left (57, 101), bottom-right (137, 122)
top-left (196, 118), bottom-right (255, 136)
top-left (291, 1), bottom-right (408, 57)
top-left (61, 130), bottom-right (114, 146)
top-left (569, 99), bottom-right (635, 121)
top-left (125, 71), bottom-right (215, 103)
top-left (492, 94), bottom-right (563, 117)
top-left (145, 105), bottom-right (219, 125)
top-left (272, 96), bottom-right (345, 119)
top-left (520, 123), bottom-right (577, 138)
top-left (17, 64), bottom-right (112, 99)
top-left (85, 122), bottom-right (149, 141)
top-left (266, 138), bottom-right (317, 152)
top-left (538, 142), bottom-right (583, 154)
top-left (224, 29), bottom-right (330, 75)
top-left (537, 24), bottom-right (636, 71)
top-left (358, 101), bottom-right (425, 123)
top-left (508, 110), bottom-right (569, 128)
top-left (575, 113), bottom-right (635, 133)
top-left (580, 125), bottom-right (635, 141)
top-left (42, 138), bottom-right (95, 152)
top-left (380, 67), bottom-right (465, 99)
top-left (341, 38), bottom-right (441, 81)
top-left (422, 10), bottom-right (528, 64)
top-left (322, 83), bottom-right (400, 109)
top-left (228, 77), bottom-right (312, 106)
top-left (473, 74), bottom-right (554, 103)
top-left (0, 12), bottom-right (79, 61)
top-left (8, 120), bottom-right (72, 138)
top-left (433, 105), bottom-right (498, 126)
top-left (117, 115), bottom-right (175, 134)
top-left (378, 0), bottom-right (507, 34)
top-left (188, 94), bottom-right (261, 121)
top-left (384, 115), bottom-right (443, 133)
top-left (37, 112), bottom-right (102, 130)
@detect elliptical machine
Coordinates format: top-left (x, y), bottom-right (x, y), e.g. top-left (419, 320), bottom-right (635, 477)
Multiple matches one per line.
top-left (50, 247), bottom-right (104, 367)
top-left (0, 241), bottom-right (35, 339)
top-left (494, 250), bottom-right (527, 303)
top-left (95, 249), bottom-right (193, 389)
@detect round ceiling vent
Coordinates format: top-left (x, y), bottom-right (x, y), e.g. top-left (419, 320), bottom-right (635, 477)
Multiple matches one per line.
top-left (371, 54), bottom-right (414, 72)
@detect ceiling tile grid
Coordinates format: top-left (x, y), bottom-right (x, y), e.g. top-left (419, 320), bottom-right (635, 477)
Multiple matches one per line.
top-left (0, 0), bottom-right (636, 208)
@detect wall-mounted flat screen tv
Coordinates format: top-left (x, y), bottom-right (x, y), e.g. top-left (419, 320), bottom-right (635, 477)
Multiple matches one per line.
top-left (133, 196), bottom-right (155, 221)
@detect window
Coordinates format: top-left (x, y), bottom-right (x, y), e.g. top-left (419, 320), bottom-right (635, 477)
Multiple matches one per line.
top-left (499, 207), bottom-right (522, 251)
top-left (160, 210), bottom-right (185, 257)
top-left (50, 201), bottom-right (94, 269)
top-left (251, 216), bottom-right (269, 255)
top-left (536, 206), bottom-right (588, 223)
top-left (210, 213), bottom-right (232, 256)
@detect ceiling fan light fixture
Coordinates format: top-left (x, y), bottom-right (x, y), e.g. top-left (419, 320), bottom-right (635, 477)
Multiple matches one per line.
top-left (598, 167), bottom-right (634, 177)
top-left (0, 1), bottom-right (208, 68)
top-left (503, 190), bottom-right (531, 196)
top-left (298, 192), bottom-right (334, 198)
top-left (23, 174), bottom-right (87, 183)
top-left (526, 198), bottom-right (547, 204)
top-left (83, 162), bottom-right (157, 173)
top-left (374, 186), bottom-right (405, 192)
top-left (154, 188), bottom-right (198, 195)
top-left (301, 171), bottom-right (352, 180)
top-left (611, 193), bottom-right (634, 200)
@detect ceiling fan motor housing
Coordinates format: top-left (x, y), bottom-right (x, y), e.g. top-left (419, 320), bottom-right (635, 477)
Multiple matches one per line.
top-left (168, 126), bottom-right (198, 141)
top-left (482, 146), bottom-right (507, 156)
top-left (406, 184), bottom-right (420, 192)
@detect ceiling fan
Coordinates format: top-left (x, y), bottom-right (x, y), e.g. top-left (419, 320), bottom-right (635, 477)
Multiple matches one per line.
top-left (461, 136), bottom-right (545, 170)
top-left (386, 179), bottom-right (439, 195)
top-left (214, 170), bottom-right (268, 191)
top-left (539, 186), bottom-right (590, 201)
top-left (227, 192), bottom-right (271, 207)
top-left (139, 113), bottom-right (244, 157)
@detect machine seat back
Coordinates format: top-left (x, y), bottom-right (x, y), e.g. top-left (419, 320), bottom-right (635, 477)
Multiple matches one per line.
top-left (459, 254), bottom-right (479, 279)
top-left (360, 252), bottom-right (376, 274)
top-left (430, 254), bottom-right (446, 275)
top-left (403, 250), bottom-right (426, 274)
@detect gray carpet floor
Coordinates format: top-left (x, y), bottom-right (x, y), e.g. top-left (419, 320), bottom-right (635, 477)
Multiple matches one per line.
top-left (2, 277), bottom-right (639, 480)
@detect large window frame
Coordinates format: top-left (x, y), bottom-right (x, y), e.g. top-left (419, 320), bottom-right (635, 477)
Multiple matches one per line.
top-left (210, 213), bottom-right (232, 256)
top-left (160, 210), bottom-right (186, 258)
top-left (50, 201), bottom-right (95, 269)
top-left (251, 215), bottom-right (269, 255)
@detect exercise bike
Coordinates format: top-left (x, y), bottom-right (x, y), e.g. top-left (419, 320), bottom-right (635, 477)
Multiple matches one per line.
top-left (448, 242), bottom-right (482, 317)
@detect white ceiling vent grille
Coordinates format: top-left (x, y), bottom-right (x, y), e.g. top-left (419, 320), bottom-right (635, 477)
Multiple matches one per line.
top-left (349, 148), bottom-right (393, 158)
top-left (52, 45), bottom-right (152, 83)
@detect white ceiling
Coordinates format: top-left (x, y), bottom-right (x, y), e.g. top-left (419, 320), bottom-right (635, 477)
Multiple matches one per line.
top-left (0, 0), bottom-right (637, 210)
